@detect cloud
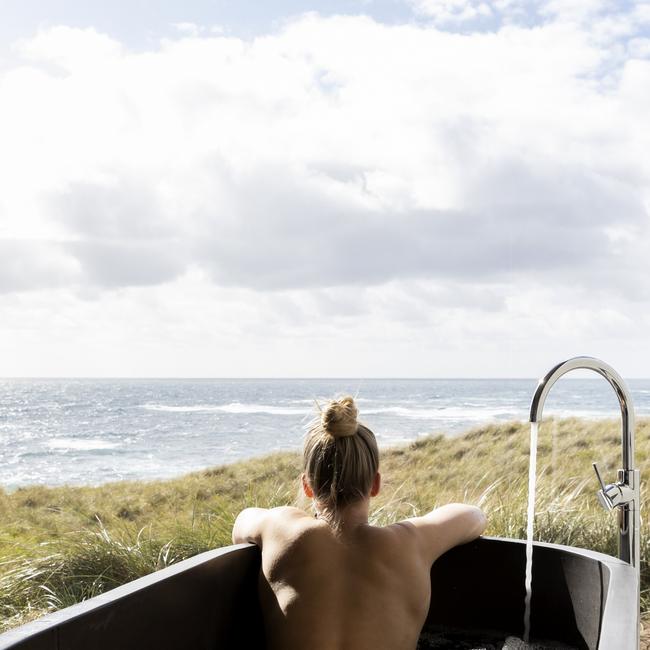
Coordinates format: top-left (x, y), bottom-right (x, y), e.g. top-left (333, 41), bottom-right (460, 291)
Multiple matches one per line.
top-left (15, 25), bottom-right (123, 72)
top-left (187, 156), bottom-right (645, 291)
top-left (64, 240), bottom-right (185, 288)
top-left (50, 176), bottom-right (173, 241)
top-left (0, 11), bottom-right (648, 304)
top-left (0, 240), bottom-right (81, 292)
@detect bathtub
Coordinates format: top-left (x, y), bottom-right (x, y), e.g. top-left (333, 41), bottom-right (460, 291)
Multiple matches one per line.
top-left (0, 537), bottom-right (637, 649)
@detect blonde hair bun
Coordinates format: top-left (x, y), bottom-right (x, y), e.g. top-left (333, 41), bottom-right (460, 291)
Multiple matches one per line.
top-left (322, 396), bottom-right (358, 438)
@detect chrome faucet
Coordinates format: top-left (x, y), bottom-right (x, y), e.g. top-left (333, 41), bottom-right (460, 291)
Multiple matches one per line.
top-left (529, 357), bottom-right (640, 645)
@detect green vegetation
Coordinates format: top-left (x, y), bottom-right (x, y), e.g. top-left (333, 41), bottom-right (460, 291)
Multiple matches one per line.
top-left (1, 417), bottom-right (649, 634)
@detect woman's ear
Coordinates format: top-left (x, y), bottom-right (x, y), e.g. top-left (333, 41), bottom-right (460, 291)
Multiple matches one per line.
top-left (370, 471), bottom-right (381, 497)
top-left (301, 473), bottom-right (314, 498)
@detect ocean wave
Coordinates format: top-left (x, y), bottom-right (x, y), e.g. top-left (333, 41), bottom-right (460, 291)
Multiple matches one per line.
top-left (361, 406), bottom-right (522, 420)
top-left (140, 402), bottom-right (522, 420)
top-left (142, 402), bottom-right (567, 420)
top-left (46, 438), bottom-right (120, 451)
top-left (141, 402), bottom-right (309, 416)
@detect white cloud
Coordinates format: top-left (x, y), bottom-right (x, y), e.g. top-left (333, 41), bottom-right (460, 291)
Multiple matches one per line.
top-left (0, 10), bottom-right (649, 375)
top-left (15, 25), bottom-right (123, 72)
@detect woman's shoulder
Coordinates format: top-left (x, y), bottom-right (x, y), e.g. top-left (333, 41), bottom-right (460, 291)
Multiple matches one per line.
top-left (263, 506), bottom-right (322, 538)
top-left (369, 519), bottom-right (422, 547)
top-left (261, 508), bottom-right (331, 566)
top-left (266, 505), bottom-right (307, 516)
top-left (266, 505), bottom-right (313, 523)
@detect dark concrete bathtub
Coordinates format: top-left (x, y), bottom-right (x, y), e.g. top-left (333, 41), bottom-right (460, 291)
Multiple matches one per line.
top-left (0, 537), bottom-right (637, 649)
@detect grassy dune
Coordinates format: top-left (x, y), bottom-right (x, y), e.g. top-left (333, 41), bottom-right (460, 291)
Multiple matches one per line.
top-left (1, 417), bottom-right (649, 634)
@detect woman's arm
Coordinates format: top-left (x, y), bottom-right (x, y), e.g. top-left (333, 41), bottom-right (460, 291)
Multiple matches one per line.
top-left (232, 507), bottom-right (269, 545)
top-left (404, 503), bottom-right (487, 564)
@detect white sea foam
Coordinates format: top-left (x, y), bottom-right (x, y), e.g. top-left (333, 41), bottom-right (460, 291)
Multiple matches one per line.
top-left (133, 401), bottom-right (635, 422)
top-left (46, 438), bottom-right (119, 451)
top-left (141, 402), bottom-right (308, 415)
top-left (142, 402), bottom-right (525, 420)
top-left (361, 405), bottom-right (520, 420)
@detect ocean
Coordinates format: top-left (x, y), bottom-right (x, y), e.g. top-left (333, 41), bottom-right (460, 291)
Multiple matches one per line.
top-left (2, 377), bottom-right (649, 490)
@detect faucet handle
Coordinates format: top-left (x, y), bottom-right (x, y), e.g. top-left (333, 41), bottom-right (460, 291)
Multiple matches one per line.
top-left (592, 462), bottom-right (634, 511)
top-left (593, 463), bottom-right (619, 511)
top-left (592, 462), bottom-right (607, 492)
top-left (593, 463), bottom-right (615, 511)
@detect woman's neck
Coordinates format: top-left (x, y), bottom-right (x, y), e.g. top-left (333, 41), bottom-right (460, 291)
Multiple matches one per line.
top-left (315, 498), bottom-right (370, 531)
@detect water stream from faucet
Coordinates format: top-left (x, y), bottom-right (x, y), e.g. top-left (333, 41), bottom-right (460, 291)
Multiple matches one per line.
top-left (523, 421), bottom-right (539, 643)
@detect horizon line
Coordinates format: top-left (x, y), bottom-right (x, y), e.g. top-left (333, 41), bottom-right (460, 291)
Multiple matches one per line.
top-left (3, 376), bottom-right (649, 381)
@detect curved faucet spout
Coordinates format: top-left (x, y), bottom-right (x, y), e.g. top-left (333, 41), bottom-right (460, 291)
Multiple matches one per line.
top-left (529, 356), bottom-right (640, 648)
top-left (529, 356), bottom-right (635, 470)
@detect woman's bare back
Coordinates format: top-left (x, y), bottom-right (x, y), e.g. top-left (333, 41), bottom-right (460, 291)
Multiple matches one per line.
top-left (242, 505), bottom-right (484, 650)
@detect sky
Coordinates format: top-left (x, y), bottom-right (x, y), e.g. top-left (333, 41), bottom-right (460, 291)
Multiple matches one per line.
top-left (1, 0), bottom-right (649, 378)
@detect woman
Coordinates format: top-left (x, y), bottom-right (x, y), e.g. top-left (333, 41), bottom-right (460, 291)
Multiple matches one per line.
top-left (232, 396), bottom-right (487, 650)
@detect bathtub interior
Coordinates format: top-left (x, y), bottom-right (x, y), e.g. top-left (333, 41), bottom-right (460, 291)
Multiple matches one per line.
top-left (425, 537), bottom-right (609, 649)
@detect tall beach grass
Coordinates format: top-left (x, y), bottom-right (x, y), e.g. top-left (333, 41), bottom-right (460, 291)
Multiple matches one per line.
top-left (1, 417), bottom-right (648, 634)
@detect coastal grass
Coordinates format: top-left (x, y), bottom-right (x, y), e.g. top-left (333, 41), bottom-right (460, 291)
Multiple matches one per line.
top-left (1, 417), bottom-right (650, 634)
